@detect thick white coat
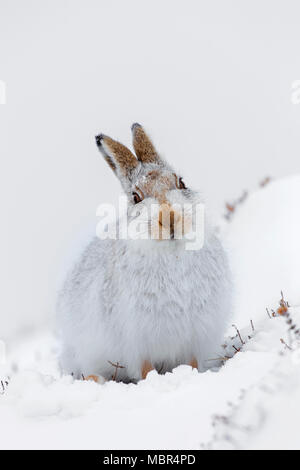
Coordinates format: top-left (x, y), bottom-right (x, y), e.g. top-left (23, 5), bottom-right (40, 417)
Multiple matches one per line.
top-left (57, 231), bottom-right (231, 381)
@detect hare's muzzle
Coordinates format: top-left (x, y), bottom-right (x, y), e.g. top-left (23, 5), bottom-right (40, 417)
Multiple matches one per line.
top-left (157, 204), bottom-right (183, 240)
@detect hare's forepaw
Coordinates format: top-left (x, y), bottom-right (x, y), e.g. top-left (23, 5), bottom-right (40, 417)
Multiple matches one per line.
top-left (190, 358), bottom-right (198, 370)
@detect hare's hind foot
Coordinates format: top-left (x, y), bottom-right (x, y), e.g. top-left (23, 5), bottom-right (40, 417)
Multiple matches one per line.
top-left (141, 360), bottom-right (154, 380)
top-left (85, 374), bottom-right (105, 384)
top-left (141, 358), bottom-right (198, 380)
top-left (84, 359), bottom-right (199, 383)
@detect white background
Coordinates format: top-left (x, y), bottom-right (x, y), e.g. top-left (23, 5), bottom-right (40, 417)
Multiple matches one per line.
top-left (0, 0), bottom-right (300, 339)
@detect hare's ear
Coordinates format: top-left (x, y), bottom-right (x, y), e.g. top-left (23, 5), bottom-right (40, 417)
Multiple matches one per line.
top-left (95, 134), bottom-right (138, 178)
top-left (131, 123), bottom-right (160, 164)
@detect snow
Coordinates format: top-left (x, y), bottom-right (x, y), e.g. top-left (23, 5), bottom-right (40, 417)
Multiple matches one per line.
top-left (224, 174), bottom-right (300, 324)
top-left (209, 309), bottom-right (300, 450)
top-left (1, 175), bottom-right (300, 449)
top-left (0, 327), bottom-right (283, 450)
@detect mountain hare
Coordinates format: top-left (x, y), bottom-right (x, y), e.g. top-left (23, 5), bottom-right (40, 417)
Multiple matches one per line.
top-left (57, 124), bottom-right (232, 382)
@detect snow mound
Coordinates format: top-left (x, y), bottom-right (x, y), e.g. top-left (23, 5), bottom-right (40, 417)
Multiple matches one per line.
top-left (209, 306), bottom-right (300, 450)
top-left (0, 315), bottom-right (288, 450)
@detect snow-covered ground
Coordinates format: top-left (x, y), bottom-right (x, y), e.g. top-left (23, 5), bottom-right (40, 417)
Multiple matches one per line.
top-left (1, 175), bottom-right (300, 450)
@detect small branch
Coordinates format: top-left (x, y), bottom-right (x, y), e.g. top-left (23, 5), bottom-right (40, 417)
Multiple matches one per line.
top-left (260, 176), bottom-right (271, 188)
top-left (277, 291), bottom-right (289, 316)
top-left (0, 378), bottom-right (9, 394)
top-left (108, 360), bottom-right (125, 381)
top-left (232, 324), bottom-right (245, 345)
top-left (280, 338), bottom-right (292, 351)
top-left (250, 319), bottom-right (254, 332)
top-left (224, 191), bottom-right (248, 221)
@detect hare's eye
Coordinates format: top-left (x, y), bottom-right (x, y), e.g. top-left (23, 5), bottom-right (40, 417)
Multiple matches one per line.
top-left (132, 192), bottom-right (143, 204)
top-left (179, 177), bottom-right (187, 190)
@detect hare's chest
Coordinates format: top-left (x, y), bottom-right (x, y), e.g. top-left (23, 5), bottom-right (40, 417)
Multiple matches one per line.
top-left (115, 249), bottom-right (205, 322)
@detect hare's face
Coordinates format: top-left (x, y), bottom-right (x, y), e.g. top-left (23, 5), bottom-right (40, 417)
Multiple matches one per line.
top-left (96, 124), bottom-right (202, 242)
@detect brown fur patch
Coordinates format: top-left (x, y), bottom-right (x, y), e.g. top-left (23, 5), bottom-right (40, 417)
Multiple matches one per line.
top-left (103, 136), bottom-right (138, 174)
top-left (85, 374), bottom-right (101, 383)
top-left (137, 174), bottom-right (175, 203)
top-left (148, 170), bottom-right (159, 179)
top-left (104, 155), bottom-right (117, 172)
top-left (132, 126), bottom-right (159, 163)
top-left (157, 204), bottom-right (182, 240)
top-left (141, 360), bottom-right (154, 379)
top-left (190, 358), bottom-right (198, 369)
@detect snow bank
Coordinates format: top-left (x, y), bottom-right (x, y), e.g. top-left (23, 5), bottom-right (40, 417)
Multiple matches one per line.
top-left (209, 307), bottom-right (300, 450)
top-left (224, 174), bottom-right (300, 324)
top-left (0, 320), bottom-right (285, 450)
top-left (0, 175), bottom-right (299, 449)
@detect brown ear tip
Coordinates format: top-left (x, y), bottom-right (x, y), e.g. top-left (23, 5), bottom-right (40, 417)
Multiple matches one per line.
top-left (131, 122), bottom-right (142, 132)
top-left (95, 134), bottom-right (105, 147)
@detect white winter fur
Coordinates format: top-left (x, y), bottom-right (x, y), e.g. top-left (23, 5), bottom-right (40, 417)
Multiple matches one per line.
top-left (57, 126), bottom-right (232, 382)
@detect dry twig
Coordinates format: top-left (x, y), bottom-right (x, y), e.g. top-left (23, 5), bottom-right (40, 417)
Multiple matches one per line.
top-left (232, 324), bottom-right (245, 345)
top-left (224, 191), bottom-right (248, 221)
top-left (108, 360), bottom-right (125, 381)
top-left (280, 338), bottom-right (292, 351)
top-left (260, 176), bottom-right (271, 188)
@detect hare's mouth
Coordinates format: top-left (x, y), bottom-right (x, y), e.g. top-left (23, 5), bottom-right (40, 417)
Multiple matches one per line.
top-left (157, 219), bottom-right (175, 241)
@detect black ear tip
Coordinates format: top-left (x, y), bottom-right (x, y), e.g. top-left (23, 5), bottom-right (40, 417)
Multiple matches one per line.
top-left (131, 122), bottom-right (142, 132)
top-left (95, 134), bottom-right (104, 146)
